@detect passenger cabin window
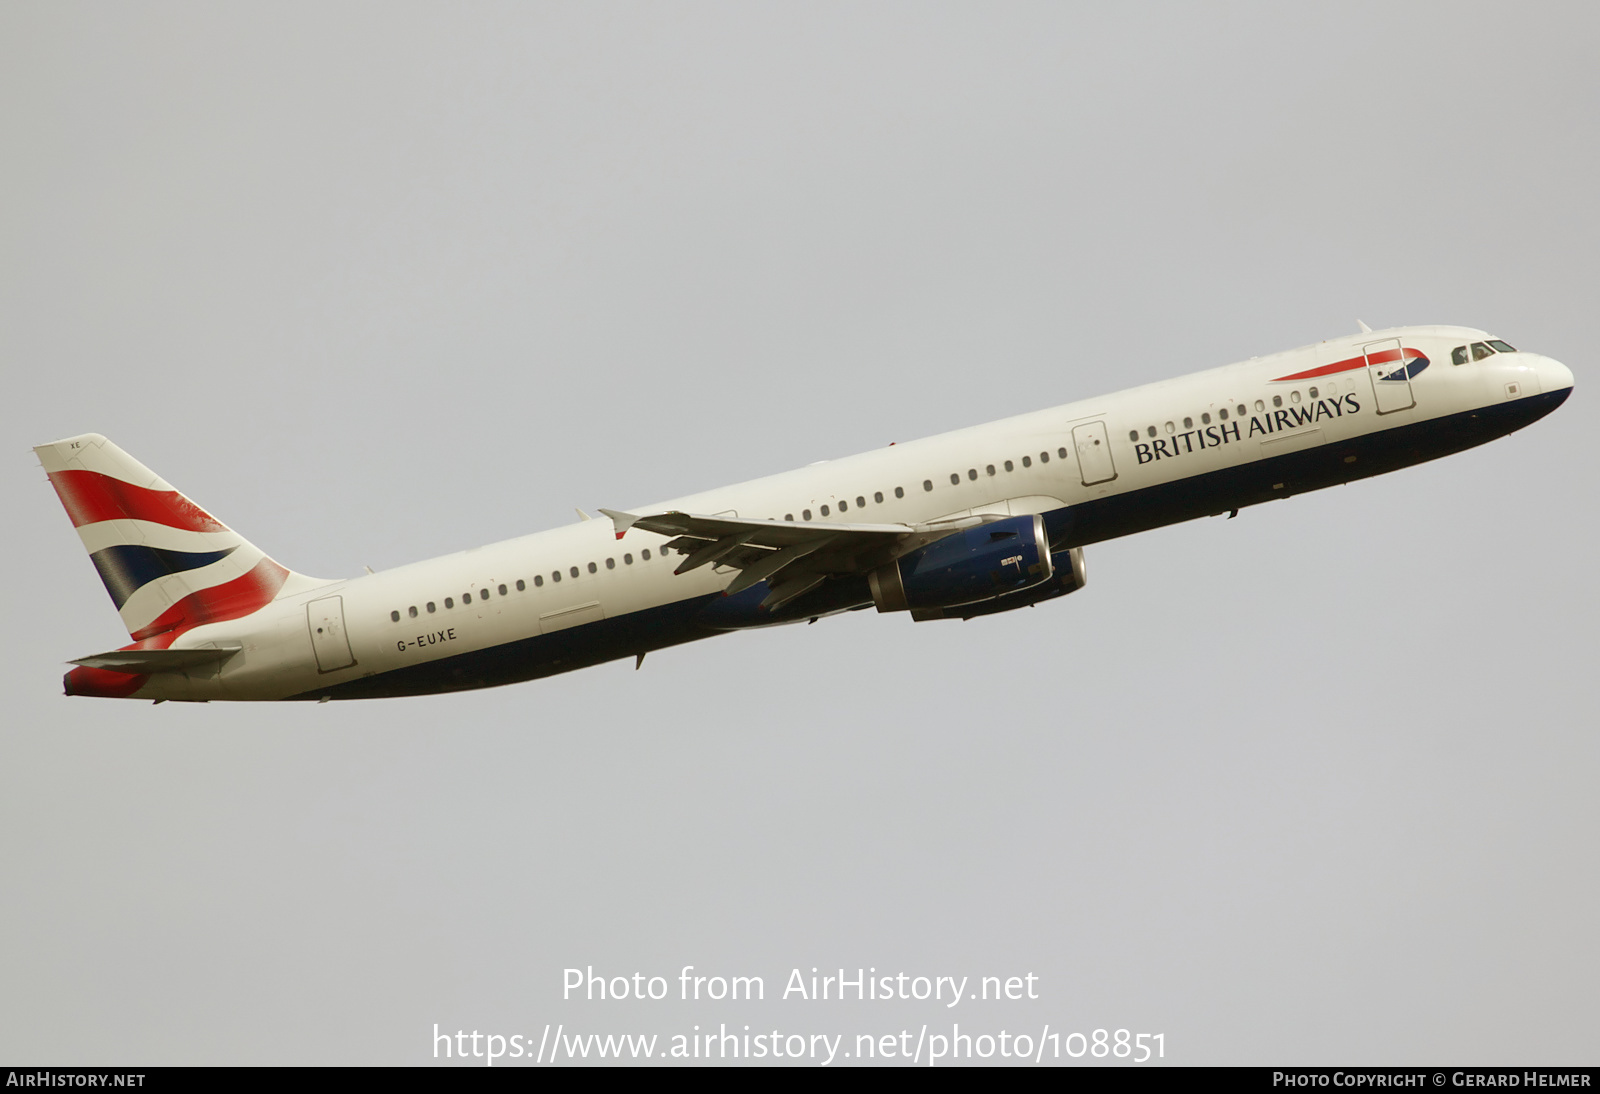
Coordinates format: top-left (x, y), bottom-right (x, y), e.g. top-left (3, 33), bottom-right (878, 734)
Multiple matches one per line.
top-left (1039, 451), bottom-right (1049, 463)
top-left (820, 504), bottom-right (830, 516)
top-left (534, 575), bottom-right (544, 586)
top-left (427, 602), bottom-right (436, 613)
top-left (968, 468), bottom-right (978, 480)
top-left (838, 499), bottom-right (847, 511)
top-left (894, 487), bottom-right (904, 498)
top-left (1146, 425), bottom-right (1156, 438)
top-left (1307, 387), bottom-right (1318, 399)
top-left (857, 495), bottom-right (866, 507)
top-left (1200, 413), bottom-right (1210, 425)
top-left (446, 597), bottom-right (455, 607)
top-left (922, 480), bottom-right (932, 492)
top-left (570, 566), bottom-right (580, 578)
top-left (642, 549), bottom-right (652, 560)
top-left (1021, 456), bottom-right (1031, 468)
top-left (462, 593), bottom-right (471, 604)
top-left (1471, 342), bottom-right (1493, 361)
top-left (1219, 408), bottom-right (1228, 420)
top-left (390, 610), bottom-right (400, 622)
top-left (587, 562), bottom-right (597, 574)
top-left (874, 491), bottom-right (884, 503)
top-left (1272, 395), bottom-right (1283, 408)
top-left (1005, 459), bottom-right (1015, 471)
top-left (1452, 345), bottom-right (1469, 365)
top-left (1488, 340), bottom-right (1517, 353)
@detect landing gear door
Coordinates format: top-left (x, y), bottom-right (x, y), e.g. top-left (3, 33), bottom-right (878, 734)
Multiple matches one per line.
top-left (307, 595), bottom-right (356, 672)
top-left (1363, 337), bottom-right (1416, 414)
top-left (1072, 421), bottom-right (1117, 486)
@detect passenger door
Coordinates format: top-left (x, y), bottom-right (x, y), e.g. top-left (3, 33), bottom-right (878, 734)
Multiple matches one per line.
top-left (307, 595), bottom-right (356, 672)
top-left (1363, 338), bottom-right (1416, 414)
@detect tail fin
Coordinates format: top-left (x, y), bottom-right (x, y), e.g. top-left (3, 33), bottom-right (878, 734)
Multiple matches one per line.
top-left (34, 433), bottom-right (317, 643)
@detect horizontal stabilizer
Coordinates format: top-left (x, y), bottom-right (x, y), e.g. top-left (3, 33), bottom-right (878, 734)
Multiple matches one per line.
top-left (69, 645), bottom-right (242, 674)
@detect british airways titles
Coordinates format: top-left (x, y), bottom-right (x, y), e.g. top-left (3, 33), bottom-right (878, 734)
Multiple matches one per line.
top-left (1134, 392), bottom-right (1362, 465)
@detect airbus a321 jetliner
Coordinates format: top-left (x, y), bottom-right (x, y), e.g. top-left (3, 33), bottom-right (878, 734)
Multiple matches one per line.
top-left (37, 325), bottom-right (1572, 702)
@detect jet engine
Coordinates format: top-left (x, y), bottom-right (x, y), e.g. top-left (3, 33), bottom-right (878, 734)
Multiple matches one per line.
top-left (906, 546), bottom-right (1086, 621)
top-left (868, 514), bottom-right (1055, 616)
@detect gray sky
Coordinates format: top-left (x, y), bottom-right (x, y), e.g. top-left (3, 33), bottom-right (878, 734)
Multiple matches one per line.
top-left (2, 1), bottom-right (1595, 1066)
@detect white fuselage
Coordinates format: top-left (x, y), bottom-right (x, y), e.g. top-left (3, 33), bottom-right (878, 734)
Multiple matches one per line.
top-left (118, 325), bottom-right (1574, 701)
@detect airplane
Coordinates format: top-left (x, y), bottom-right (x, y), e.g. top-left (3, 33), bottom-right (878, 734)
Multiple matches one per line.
top-left (35, 324), bottom-right (1573, 703)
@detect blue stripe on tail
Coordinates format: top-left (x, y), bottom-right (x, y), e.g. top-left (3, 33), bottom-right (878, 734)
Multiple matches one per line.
top-left (89, 545), bottom-right (238, 609)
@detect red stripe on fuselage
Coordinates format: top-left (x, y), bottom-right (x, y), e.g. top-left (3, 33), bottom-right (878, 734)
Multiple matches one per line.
top-left (1272, 347), bottom-right (1417, 382)
top-left (46, 469), bottom-right (227, 532)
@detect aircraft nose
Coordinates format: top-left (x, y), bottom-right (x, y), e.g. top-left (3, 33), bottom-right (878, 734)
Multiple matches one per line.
top-left (1540, 355), bottom-right (1575, 393)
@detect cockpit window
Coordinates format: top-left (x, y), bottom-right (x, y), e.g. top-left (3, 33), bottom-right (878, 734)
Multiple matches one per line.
top-left (1487, 339), bottom-right (1517, 353)
top-left (1471, 342), bottom-right (1494, 361)
top-left (1451, 345), bottom-right (1469, 365)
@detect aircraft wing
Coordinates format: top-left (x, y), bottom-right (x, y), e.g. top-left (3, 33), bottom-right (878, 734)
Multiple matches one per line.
top-left (598, 508), bottom-right (995, 608)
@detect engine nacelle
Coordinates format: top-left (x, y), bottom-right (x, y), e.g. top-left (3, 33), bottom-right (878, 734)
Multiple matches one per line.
top-left (906, 546), bottom-right (1086, 621)
top-left (869, 514), bottom-right (1053, 614)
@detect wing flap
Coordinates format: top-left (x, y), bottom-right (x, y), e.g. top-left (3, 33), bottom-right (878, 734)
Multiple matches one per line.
top-left (724, 534), bottom-right (840, 597)
top-left (674, 531), bottom-right (757, 575)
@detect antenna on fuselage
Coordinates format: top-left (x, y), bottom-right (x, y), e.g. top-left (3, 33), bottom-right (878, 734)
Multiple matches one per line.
top-left (1357, 319), bottom-right (1372, 333)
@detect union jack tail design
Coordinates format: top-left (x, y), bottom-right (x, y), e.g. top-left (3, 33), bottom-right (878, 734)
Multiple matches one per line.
top-left (35, 434), bottom-right (316, 697)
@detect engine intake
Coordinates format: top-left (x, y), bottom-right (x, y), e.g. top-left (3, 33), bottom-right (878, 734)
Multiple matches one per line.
top-left (869, 514), bottom-right (1053, 613)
